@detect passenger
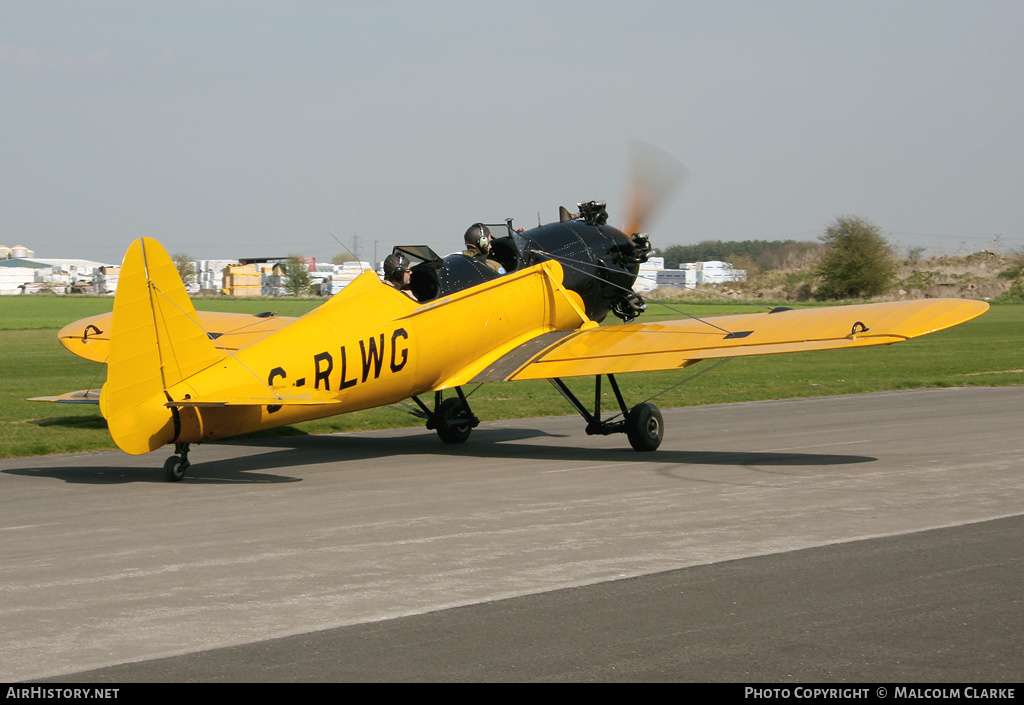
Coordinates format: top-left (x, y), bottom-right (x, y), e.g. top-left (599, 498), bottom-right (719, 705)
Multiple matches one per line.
top-left (381, 253), bottom-right (418, 301)
top-left (462, 223), bottom-right (506, 274)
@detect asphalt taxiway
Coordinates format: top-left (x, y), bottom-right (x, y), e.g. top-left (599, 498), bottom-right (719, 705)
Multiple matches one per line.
top-left (2, 387), bottom-right (1022, 682)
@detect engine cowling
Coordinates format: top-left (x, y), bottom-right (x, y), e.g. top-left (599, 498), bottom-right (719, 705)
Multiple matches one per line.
top-left (405, 202), bottom-right (651, 323)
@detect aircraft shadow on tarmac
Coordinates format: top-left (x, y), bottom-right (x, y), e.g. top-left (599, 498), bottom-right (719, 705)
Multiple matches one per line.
top-left (4, 425), bottom-right (877, 485)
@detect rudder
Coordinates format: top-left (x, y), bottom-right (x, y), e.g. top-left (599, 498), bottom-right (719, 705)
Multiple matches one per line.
top-left (99, 238), bottom-right (225, 454)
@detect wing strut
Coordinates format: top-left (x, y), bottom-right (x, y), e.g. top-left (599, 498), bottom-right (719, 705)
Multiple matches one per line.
top-left (549, 374), bottom-right (664, 451)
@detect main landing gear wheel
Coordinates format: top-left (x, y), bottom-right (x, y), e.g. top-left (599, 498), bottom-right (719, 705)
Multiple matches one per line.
top-left (625, 402), bottom-right (664, 452)
top-left (549, 375), bottom-right (666, 453)
top-left (436, 397), bottom-right (473, 444)
top-left (411, 388), bottom-right (480, 445)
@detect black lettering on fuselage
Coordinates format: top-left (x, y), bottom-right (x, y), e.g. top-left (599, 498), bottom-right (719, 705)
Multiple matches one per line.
top-left (391, 328), bottom-right (409, 372)
top-left (308, 329), bottom-right (410, 393)
top-left (360, 334), bottom-right (386, 383)
top-left (339, 345), bottom-right (357, 390)
top-left (267, 367), bottom-right (287, 414)
top-left (314, 352), bottom-right (333, 390)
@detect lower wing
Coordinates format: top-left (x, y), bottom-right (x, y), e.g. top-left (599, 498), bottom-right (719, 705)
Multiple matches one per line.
top-left (471, 298), bottom-right (989, 382)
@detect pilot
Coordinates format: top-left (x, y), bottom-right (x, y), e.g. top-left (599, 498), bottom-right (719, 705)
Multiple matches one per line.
top-left (462, 223), bottom-right (506, 274)
top-left (382, 253), bottom-right (418, 301)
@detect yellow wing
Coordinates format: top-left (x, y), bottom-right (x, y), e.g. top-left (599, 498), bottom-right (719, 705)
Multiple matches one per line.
top-left (472, 298), bottom-right (989, 382)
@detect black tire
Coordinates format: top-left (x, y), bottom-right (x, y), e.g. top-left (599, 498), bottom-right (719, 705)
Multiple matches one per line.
top-left (163, 456), bottom-right (187, 482)
top-left (436, 397), bottom-right (472, 444)
top-left (625, 402), bottom-right (664, 451)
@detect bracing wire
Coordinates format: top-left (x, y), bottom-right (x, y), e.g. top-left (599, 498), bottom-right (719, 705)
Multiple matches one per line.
top-left (148, 282), bottom-right (286, 399)
top-left (531, 248), bottom-right (769, 335)
top-left (597, 358), bottom-right (736, 425)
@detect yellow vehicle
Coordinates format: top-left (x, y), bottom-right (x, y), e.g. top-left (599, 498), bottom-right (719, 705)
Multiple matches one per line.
top-left (35, 195), bottom-right (987, 482)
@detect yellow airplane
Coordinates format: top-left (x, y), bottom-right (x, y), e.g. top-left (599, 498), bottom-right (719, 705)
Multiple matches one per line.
top-left (33, 199), bottom-right (988, 482)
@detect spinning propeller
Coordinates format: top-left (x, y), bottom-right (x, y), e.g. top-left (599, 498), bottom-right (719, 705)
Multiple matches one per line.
top-left (621, 140), bottom-right (688, 238)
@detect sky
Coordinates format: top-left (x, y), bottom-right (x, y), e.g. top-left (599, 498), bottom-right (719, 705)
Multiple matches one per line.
top-left (3, 0), bottom-right (1023, 266)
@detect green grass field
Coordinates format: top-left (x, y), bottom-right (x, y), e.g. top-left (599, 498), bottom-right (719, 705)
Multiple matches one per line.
top-left (1, 295), bottom-right (1020, 459)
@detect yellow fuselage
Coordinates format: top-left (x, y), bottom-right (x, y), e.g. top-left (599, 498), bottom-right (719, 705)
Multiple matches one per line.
top-left (166, 263), bottom-right (590, 444)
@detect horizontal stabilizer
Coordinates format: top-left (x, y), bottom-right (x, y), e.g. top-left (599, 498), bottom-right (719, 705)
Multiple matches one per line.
top-left (28, 389), bottom-right (101, 404)
top-left (57, 310), bottom-right (297, 364)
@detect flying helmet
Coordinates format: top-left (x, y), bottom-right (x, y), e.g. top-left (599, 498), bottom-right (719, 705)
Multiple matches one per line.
top-left (383, 253), bottom-right (411, 283)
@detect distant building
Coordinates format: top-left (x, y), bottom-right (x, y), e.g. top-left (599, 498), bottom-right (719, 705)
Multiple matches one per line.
top-left (0, 257), bottom-right (111, 295)
top-left (632, 259), bottom-right (746, 294)
top-left (1, 245), bottom-right (35, 259)
top-left (695, 260), bottom-right (747, 285)
top-left (633, 257), bottom-right (664, 293)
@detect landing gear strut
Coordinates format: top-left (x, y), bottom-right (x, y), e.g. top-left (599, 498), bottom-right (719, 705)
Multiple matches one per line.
top-left (163, 443), bottom-right (191, 482)
top-left (413, 387), bottom-right (480, 444)
top-left (550, 374), bottom-right (664, 451)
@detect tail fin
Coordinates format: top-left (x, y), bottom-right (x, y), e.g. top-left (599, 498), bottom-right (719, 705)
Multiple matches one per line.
top-left (99, 238), bottom-right (226, 455)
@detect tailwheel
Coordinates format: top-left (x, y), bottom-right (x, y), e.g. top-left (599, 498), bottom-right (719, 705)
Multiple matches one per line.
top-left (163, 443), bottom-right (191, 482)
top-left (625, 402), bottom-right (663, 452)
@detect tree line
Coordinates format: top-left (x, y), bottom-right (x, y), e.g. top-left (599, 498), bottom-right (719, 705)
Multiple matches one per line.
top-left (656, 216), bottom-right (899, 300)
top-left (656, 239), bottom-right (822, 272)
